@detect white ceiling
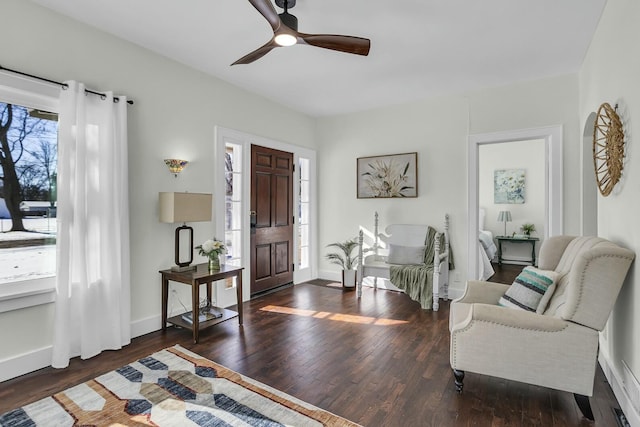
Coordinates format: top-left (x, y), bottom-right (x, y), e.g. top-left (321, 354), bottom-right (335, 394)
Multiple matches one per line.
top-left (30, 0), bottom-right (607, 117)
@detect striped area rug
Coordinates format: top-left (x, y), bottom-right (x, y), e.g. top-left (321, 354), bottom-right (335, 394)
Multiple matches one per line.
top-left (0, 345), bottom-right (359, 426)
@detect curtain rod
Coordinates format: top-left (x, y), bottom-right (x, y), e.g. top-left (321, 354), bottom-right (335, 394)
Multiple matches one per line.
top-left (0, 64), bottom-right (134, 105)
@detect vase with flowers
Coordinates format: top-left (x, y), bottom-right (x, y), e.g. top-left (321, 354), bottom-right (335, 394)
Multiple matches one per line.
top-left (196, 238), bottom-right (226, 271)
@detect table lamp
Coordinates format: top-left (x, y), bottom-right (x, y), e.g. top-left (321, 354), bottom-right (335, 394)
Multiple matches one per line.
top-left (159, 192), bottom-right (212, 271)
top-left (497, 210), bottom-right (512, 237)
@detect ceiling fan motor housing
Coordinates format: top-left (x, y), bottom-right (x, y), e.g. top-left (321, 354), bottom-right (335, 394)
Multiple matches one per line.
top-left (279, 12), bottom-right (298, 31)
top-left (275, 0), bottom-right (296, 8)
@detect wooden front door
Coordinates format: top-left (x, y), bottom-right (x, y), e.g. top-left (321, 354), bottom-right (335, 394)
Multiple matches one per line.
top-left (250, 145), bottom-right (294, 295)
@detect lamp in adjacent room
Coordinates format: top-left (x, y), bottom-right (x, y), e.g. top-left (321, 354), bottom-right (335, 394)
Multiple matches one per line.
top-left (164, 159), bottom-right (189, 177)
top-left (497, 210), bottom-right (512, 237)
top-left (159, 192), bottom-right (212, 271)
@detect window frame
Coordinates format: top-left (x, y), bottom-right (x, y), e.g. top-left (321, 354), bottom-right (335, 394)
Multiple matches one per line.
top-left (0, 73), bottom-right (59, 313)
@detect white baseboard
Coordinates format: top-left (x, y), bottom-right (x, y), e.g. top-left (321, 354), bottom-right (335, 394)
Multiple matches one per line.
top-left (599, 351), bottom-right (640, 427)
top-left (0, 346), bottom-right (52, 382)
top-left (130, 314), bottom-right (162, 339)
top-left (500, 259), bottom-right (531, 266)
top-left (0, 316), bottom-right (163, 383)
top-left (318, 269), bottom-right (341, 282)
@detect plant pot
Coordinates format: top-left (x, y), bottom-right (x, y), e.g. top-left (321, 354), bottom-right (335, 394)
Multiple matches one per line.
top-left (342, 269), bottom-right (357, 290)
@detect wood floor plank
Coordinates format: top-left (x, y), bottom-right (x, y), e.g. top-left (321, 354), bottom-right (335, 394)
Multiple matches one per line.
top-left (0, 282), bottom-right (623, 426)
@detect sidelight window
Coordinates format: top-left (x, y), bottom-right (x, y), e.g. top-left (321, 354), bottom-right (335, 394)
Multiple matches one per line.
top-left (298, 157), bottom-right (310, 269)
top-left (224, 143), bottom-right (243, 269)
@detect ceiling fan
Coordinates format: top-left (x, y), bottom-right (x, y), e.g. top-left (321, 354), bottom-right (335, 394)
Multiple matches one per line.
top-left (232, 0), bottom-right (371, 65)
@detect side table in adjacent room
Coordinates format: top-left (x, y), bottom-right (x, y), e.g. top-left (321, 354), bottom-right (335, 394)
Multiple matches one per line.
top-left (495, 236), bottom-right (540, 266)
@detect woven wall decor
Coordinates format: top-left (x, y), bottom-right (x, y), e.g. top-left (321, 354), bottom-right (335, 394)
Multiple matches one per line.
top-left (593, 102), bottom-right (625, 196)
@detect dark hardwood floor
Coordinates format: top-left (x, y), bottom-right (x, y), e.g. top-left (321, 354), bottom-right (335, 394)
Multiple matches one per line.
top-left (487, 262), bottom-right (525, 284)
top-left (0, 279), bottom-right (621, 426)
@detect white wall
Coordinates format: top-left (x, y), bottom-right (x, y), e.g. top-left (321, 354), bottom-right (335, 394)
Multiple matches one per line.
top-left (316, 95), bottom-right (470, 290)
top-left (316, 75), bottom-right (580, 295)
top-left (0, 0), bottom-right (316, 374)
top-left (579, 0), bottom-right (640, 423)
top-left (467, 75), bottom-right (581, 235)
top-left (479, 139), bottom-right (546, 261)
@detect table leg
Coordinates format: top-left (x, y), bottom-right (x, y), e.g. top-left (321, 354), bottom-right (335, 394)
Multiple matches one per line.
top-left (498, 241), bottom-right (503, 265)
top-left (532, 241), bottom-right (537, 266)
top-left (236, 271), bottom-right (243, 325)
top-left (192, 282), bottom-right (200, 343)
top-left (161, 277), bottom-right (169, 331)
top-left (206, 281), bottom-right (212, 307)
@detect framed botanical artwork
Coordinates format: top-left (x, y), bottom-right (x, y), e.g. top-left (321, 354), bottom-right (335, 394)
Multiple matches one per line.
top-left (357, 152), bottom-right (418, 198)
top-left (494, 169), bottom-right (525, 204)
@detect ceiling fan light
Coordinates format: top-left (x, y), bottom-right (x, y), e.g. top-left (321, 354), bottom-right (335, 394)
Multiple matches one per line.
top-left (275, 33), bottom-right (297, 46)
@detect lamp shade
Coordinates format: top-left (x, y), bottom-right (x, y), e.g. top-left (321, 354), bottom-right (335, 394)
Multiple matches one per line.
top-left (159, 192), bottom-right (212, 223)
top-left (497, 210), bottom-right (512, 222)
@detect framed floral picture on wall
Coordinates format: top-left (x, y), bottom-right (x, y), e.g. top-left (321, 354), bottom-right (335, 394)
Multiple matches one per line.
top-left (494, 169), bottom-right (525, 204)
top-left (357, 152), bottom-right (418, 198)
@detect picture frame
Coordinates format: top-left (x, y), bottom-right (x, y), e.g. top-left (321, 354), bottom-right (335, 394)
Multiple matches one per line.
top-left (494, 169), bottom-right (525, 204)
top-left (357, 152), bottom-right (418, 198)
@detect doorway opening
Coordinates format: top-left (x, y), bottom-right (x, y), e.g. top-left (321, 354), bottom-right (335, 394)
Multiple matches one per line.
top-left (468, 126), bottom-right (563, 281)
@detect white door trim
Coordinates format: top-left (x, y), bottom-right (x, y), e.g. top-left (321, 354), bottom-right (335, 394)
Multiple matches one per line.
top-left (581, 113), bottom-right (598, 236)
top-left (468, 126), bottom-right (563, 280)
top-left (215, 127), bottom-right (317, 304)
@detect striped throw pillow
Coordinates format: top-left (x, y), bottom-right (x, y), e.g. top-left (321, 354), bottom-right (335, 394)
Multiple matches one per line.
top-left (499, 266), bottom-right (558, 313)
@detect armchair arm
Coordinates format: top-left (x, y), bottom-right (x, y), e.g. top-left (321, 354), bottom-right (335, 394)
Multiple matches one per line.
top-left (455, 280), bottom-right (509, 305)
top-left (455, 303), bottom-right (568, 332)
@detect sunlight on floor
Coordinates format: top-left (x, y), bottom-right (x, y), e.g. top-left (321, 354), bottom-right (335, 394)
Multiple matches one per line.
top-left (260, 305), bottom-right (408, 325)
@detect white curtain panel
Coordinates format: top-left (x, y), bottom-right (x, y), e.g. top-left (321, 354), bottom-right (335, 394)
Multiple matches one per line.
top-left (52, 81), bottom-right (131, 368)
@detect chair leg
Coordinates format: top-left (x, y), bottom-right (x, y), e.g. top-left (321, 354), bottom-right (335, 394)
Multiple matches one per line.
top-left (453, 369), bottom-right (465, 393)
top-left (574, 394), bottom-right (594, 421)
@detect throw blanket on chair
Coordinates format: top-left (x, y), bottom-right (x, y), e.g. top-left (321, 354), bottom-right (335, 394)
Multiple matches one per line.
top-left (389, 227), bottom-right (453, 309)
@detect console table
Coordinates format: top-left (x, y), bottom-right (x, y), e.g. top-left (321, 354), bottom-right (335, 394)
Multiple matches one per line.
top-left (160, 263), bottom-right (244, 343)
top-left (496, 236), bottom-right (540, 266)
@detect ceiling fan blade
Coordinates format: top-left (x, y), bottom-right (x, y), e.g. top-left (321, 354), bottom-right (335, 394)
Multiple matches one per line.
top-left (248, 0), bottom-right (281, 32)
top-left (231, 39), bottom-right (279, 65)
top-left (298, 33), bottom-right (371, 56)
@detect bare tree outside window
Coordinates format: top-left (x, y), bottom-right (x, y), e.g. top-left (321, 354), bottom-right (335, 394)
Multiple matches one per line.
top-left (0, 103), bottom-right (57, 229)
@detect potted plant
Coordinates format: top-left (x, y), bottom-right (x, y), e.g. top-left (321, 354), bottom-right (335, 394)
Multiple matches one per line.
top-left (521, 223), bottom-right (536, 238)
top-left (325, 238), bottom-right (359, 289)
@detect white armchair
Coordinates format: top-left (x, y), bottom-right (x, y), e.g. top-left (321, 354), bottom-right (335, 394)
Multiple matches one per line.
top-left (449, 236), bottom-right (634, 420)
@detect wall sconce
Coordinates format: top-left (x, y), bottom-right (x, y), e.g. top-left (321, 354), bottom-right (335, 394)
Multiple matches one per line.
top-left (164, 159), bottom-right (188, 177)
top-left (159, 192), bottom-right (213, 271)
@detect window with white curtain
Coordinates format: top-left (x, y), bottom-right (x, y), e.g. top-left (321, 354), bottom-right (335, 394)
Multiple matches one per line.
top-left (0, 79), bottom-right (59, 312)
